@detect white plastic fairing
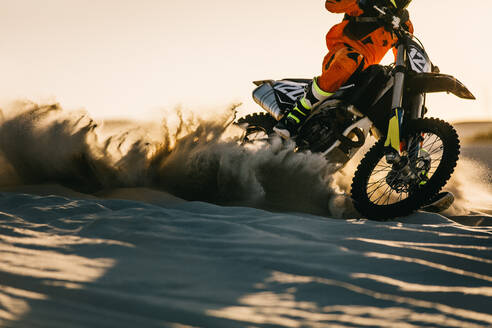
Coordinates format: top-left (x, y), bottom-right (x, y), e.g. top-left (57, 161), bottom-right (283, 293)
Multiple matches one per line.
top-left (252, 83), bottom-right (283, 121)
top-left (273, 81), bottom-right (306, 102)
top-left (408, 46), bottom-right (431, 73)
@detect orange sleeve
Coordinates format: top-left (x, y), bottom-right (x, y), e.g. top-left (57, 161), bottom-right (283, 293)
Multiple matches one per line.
top-left (325, 0), bottom-right (361, 14)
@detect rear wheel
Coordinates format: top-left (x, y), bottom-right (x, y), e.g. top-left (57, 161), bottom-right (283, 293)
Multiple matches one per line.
top-left (236, 113), bottom-right (277, 144)
top-left (351, 118), bottom-right (460, 220)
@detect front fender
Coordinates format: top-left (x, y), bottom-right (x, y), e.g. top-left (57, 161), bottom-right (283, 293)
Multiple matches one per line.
top-left (405, 73), bottom-right (475, 99)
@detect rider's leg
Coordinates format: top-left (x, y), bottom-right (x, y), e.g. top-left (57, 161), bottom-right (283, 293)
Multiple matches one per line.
top-left (273, 77), bottom-right (333, 139)
top-left (318, 45), bottom-right (365, 93)
top-left (274, 46), bottom-right (366, 139)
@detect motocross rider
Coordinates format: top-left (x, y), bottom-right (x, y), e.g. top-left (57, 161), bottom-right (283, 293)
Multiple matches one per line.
top-left (274, 0), bottom-right (413, 155)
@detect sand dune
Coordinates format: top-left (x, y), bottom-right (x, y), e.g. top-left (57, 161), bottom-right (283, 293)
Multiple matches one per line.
top-left (0, 191), bottom-right (491, 328)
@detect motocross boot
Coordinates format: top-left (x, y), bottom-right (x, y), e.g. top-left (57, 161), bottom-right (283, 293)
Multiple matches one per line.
top-left (273, 77), bottom-right (333, 139)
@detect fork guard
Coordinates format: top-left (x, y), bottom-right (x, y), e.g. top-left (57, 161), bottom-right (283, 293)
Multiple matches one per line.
top-left (405, 73), bottom-right (475, 100)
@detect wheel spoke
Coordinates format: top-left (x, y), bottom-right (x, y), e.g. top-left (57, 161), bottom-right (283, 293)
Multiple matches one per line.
top-left (366, 131), bottom-right (446, 206)
top-left (373, 183), bottom-right (394, 205)
top-left (368, 178), bottom-right (388, 198)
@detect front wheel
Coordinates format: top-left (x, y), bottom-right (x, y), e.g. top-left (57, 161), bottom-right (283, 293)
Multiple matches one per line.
top-left (351, 118), bottom-right (460, 220)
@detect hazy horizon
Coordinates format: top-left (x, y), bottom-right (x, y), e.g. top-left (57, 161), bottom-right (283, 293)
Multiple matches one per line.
top-left (1, 0), bottom-right (490, 122)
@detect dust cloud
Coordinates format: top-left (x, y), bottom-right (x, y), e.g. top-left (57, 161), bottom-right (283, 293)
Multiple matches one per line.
top-left (0, 101), bottom-right (350, 217)
top-left (0, 101), bottom-right (489, 219)
top-left (445, 158), bottom-right (492, 216)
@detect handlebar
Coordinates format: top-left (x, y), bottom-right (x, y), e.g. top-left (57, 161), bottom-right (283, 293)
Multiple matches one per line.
top-left (372, 5), bottom-right (411, 39)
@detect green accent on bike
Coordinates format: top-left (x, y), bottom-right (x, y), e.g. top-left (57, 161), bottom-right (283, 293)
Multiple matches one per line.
top-left (287, 112), bottom-right (301, 124)
top-left (418, 149), bottom-right (430, 185)
top-left (389, 0), bottom-right (397, 7)
top-left (419, 169), bottom-right (429, 186)
top-left (384, 109), bottom-right (401, 152)
top-left (293, 106), bottom-right (307, 116)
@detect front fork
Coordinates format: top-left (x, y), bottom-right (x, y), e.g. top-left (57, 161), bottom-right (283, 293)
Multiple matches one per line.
top-left (385, 44), bottom-right (406, 156)
top-left (384, 45), bottom-right (428, 185)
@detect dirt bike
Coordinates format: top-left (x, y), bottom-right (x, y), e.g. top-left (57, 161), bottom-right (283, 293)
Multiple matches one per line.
top-left (235, 5), bottom-right (475, 220)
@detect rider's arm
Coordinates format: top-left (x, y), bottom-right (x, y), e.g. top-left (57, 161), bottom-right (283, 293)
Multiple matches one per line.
top-left (325, 0), bottom-right (362, 15)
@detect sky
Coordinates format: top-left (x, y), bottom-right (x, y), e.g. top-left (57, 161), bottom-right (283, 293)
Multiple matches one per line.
top-left (0, 0), bottom-right (490, 122)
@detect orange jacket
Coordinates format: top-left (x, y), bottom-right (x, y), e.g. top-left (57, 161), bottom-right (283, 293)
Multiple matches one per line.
top-left (324, 0), bottom-right (413, 65)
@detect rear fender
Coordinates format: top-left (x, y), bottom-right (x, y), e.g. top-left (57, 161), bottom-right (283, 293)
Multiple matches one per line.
top-left (405, 73), bottom-right (475, 99)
